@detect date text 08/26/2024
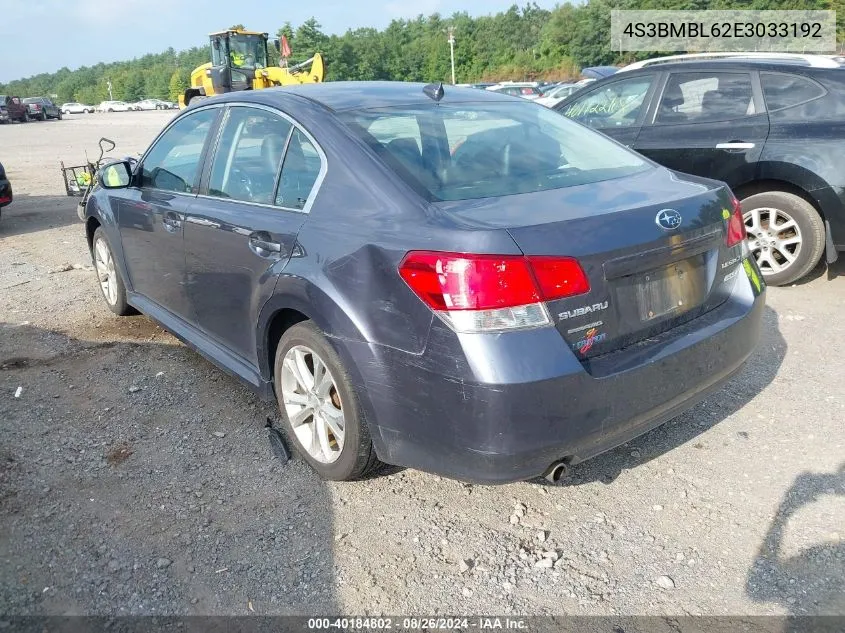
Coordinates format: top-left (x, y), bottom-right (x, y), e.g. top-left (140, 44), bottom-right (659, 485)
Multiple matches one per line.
top-left (307, 617), bottom-right (528, 630)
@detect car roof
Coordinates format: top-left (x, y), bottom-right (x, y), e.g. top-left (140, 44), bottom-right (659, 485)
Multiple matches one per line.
top-left (211, 81), bottom-right (517, 112)
top-left (610, 58), bottom-right (845, 77)
top-left (620, 52), bottom-right (841, 71)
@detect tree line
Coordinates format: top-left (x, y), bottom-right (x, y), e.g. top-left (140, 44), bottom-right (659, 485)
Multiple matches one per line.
top-left (1, 0), bottom-right (842, 104)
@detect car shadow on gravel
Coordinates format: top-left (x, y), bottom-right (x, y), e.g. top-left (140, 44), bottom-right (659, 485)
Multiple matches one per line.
top-left (745, 463), bottom-right (845, 624)
top-left (0, 323), bottom-right (340, 615)
top-left (546, 304), bottom-right (786, 488)
top-left (0, 194), bottom-right (80, 238)
top-left (792, 256), bottom-right (845, 286)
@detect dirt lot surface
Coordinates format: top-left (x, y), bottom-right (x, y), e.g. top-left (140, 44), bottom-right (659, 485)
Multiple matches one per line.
top-left (1, 112), bottom-right (844, 618)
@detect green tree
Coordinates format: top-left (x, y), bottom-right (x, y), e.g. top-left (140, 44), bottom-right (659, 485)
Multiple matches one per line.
top-left (169, 69), bottom-right (189, 101)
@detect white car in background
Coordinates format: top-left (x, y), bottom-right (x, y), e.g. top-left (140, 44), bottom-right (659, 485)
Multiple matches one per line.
top-left (61, 102), bottom-right (94, 114)
top-left (96, 100), bottom-right (135, 113)
top-left (134, 99), bottom-right (172, 111)
top-left (485, 82), bottom-right (543, 100)
top-left (535, 83), bottom-right (582, 108)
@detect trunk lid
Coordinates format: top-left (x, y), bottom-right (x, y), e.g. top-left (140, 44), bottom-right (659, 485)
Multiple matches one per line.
top-left (434, 167), bottom-right (743, 360)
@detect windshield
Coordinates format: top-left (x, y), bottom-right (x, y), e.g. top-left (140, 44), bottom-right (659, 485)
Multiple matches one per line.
top-left (228, 34), bottom-right (267, 69)
top-left (23, 98), bottom-right (40, 104)
top-left (339, 102), bottom-right (650, 202)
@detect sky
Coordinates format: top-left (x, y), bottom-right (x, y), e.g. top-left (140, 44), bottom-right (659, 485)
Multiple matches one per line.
top-left (0, 0), bottom-right (561, 83)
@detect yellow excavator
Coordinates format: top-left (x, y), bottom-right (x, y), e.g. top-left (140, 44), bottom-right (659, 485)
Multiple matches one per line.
top-left (179, 28), bottom-right (324, 108)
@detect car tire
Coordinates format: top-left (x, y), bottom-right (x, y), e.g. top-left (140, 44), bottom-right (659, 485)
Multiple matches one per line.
top-left (107, 108), bottom-right (113, 113)
top-left (274, 321), bottom-right (383, 481)
top-left (57, 112), bottom-right (62, 120)
top-left (39, 112), bottom-right (46, 121)
top-left (91, 228), bottom-right (132, 316)
top-left (741, 191), bottom-right (825, 286)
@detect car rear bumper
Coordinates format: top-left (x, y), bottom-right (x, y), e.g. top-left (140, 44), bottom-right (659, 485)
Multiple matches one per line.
top-left (343, 271), bottom-right (766, 484)
top-left (0, 180), bottom-right (12, 207)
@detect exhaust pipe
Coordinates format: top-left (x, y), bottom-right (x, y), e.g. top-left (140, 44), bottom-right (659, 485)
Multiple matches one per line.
top-left (543, 460), bottom-right (569, 483)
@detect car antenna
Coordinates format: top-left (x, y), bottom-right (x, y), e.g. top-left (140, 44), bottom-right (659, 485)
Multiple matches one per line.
top-left (423, 82), bottom-right (445, 102)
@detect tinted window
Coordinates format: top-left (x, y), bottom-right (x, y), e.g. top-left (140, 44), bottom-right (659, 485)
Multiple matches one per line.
top-left (340, 102), bottom-right (649, 202)
top-left (657, 72), bottom-right (755, 124)
top-left (208, 107), bottom-right (292, 204)
top-left (275, 129), bottom-right (322, 210)
top-left (559, 76), bottom-right (653, 130)
top-left (761, 72), bottom-right (825, 111)
top-left (141, 108), bottom-right (217, 193)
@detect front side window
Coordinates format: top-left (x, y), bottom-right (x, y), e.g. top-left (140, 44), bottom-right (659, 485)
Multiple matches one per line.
top-left (656, 72), bottom-right (755, 124)
top-left (340, 102), bottom-right (650, 202)
top-left (208, 107), bottom-right (293, 204)
top-left (141, 108), bottom-right (217, 193)
top-left (558, 76), bottom-right (653, 130)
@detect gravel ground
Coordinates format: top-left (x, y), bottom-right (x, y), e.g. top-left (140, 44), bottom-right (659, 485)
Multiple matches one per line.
top-left (1, 112), bottom-right (844, 617)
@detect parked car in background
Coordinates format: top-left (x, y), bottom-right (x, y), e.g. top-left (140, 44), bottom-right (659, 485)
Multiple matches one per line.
top-left (135, 98), bottom-right (175, 110)
top-left (1, 95), bottom-right (28, 123)
top-left (61, 102), bottom-right (94, 114)
top-left (457, 83), bottom-right (497, 90)
top-left (536, 83), bottom-right (582, 108)
top-left (486, 81), bottom-right (543, 99)
top-left (80, 82), bottom-right (764, 483)
top-left (96, 101), bottom-right (135, 113)
top-left (555, 53), bottom-right (845, 285)
top-left (581, 66), bottom-right (620, 80)
top-left (0, 161), bottom-right (12, 220)
top-left (23, 97), bottom-right (61, 120)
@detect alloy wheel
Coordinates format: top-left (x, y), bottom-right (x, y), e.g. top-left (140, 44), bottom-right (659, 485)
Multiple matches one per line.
top-left (93, 238), bottom-right (118, 306)
top-left (744, 207), bottom-right (802, 276)
top-left (280, 345), bottom-right (345, 463)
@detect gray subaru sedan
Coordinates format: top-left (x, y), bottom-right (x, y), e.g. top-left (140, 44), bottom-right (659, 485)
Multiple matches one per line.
top-left (80, 82), bottom-right (765, 483)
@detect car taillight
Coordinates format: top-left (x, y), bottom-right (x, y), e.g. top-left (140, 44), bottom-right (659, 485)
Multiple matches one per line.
top-left (726, 195), bottom-right (747, 247)
top-left (399, 251), bottom-right (589, 333)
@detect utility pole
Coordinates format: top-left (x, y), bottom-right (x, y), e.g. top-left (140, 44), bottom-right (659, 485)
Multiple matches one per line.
top-left (106, 79), bottom-right (113, 100)
top-left (447, 26), bottom-right (456, 85)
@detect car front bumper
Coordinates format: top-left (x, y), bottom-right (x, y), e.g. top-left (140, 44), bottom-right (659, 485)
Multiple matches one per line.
top-left (342, 270), bottom-right (766, 484)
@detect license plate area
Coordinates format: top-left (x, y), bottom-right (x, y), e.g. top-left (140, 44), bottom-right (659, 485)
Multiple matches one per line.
top-left (634, 256), bottom-right (707, 322)
top-left (615, 254), bottom-right (709, 324)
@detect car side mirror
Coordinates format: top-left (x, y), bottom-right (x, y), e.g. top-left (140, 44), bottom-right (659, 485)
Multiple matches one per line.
top-left (272, 38), bottom-right (280, 51)
top-left (99, 161), bottom-right (132, 189)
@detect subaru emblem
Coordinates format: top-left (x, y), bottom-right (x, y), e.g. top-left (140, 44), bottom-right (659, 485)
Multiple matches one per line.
top-left (655, 209), bottom-right (682, 231)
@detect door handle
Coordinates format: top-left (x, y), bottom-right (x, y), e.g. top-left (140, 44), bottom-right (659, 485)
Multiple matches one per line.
top-left (248, 232), bottom-right (283, 256)
top-left (716, 142), bottom-right (755, 150)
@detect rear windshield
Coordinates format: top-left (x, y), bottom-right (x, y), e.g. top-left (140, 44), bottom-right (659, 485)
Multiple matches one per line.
top-left (339, 102), bottom-right (650, 201)
top-left (23, 98), bottom-right (41, 103)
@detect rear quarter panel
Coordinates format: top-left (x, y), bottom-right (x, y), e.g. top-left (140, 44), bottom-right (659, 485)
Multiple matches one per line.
top-left (255, 99), bottom-right (521, 374)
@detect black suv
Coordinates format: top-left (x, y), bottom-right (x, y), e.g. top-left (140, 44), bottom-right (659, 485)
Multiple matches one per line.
top-left (555, 56), bottom-right (845, 285)
top-left (23, 97), bottom-right (61, 121)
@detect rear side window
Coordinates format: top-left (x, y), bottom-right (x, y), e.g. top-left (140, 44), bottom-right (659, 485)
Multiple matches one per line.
top-left (208, 107), bottom-right (293, 204)
top-left (275, 129), bottom-right (322, 210)
top-left (339, 102), bottom-right (650, 202)
top-left (761, 72), bottom-right (825, 111)
top-left (657, 72), bottom-right (755, 124)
